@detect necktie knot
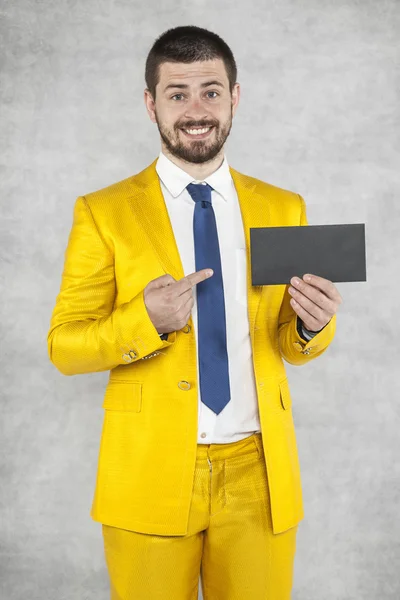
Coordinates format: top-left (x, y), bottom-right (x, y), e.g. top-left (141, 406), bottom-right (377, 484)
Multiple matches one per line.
top-left (186, 182), bottom-right (213, 206)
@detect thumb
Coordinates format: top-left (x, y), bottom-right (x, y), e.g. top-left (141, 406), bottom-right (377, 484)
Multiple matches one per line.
top-left (148, 273), bottom-right (176, 289)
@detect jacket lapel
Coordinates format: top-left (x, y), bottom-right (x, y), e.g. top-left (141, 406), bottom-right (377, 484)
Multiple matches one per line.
top-left (128, 159), bottom-right (268, 337)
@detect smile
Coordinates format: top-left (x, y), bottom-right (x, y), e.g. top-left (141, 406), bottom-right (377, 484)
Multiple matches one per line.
top-left (181, 126), bottom-right (214, 139)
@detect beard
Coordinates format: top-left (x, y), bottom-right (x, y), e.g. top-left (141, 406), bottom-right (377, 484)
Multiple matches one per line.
top-left (154, 109), bottom-right (233, 164)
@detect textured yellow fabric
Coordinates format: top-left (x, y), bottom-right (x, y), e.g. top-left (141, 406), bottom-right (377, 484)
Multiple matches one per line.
top-left (47, 158), bottom-right (336, 535)
top-left (102, 432), bottom-right (297, 600)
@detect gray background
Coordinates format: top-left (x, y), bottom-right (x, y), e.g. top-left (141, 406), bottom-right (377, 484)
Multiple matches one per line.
top-left (1, 0), bottom-right (399, 598)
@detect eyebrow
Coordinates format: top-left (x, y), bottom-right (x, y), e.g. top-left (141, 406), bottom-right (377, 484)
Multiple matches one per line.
top-left (164, 80), bottom-right (224, 93)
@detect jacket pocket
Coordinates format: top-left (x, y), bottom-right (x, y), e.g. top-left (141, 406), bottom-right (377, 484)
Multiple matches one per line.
top-left (102, 381), bottom-right (143, 412)
top-left (279, 377), bottom-right (292, 410)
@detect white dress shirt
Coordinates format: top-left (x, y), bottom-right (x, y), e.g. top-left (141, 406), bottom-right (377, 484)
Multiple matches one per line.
top-left (155, 150), bottom-right (315, 444)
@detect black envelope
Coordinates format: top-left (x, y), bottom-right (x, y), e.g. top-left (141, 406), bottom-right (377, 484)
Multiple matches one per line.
top-left (250, 224), bottom-right (366, 286)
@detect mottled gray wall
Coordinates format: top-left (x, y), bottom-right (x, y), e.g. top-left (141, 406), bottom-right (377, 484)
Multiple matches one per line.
top-left (1, 1), bottom-right (399, 598)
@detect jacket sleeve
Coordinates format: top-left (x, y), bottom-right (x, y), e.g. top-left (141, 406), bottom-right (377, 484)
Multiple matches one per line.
top-left (47, 196), bottom-right (176, 376)
top-left (278, 194), bottom-right (336, 366)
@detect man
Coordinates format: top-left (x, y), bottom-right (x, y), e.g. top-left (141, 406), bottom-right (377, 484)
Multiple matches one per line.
top-left (47, 25), bottom-right (342, 600)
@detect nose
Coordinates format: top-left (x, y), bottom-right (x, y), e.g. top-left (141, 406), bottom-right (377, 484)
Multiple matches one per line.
top-left (183, 97), bottom-right (210, 123)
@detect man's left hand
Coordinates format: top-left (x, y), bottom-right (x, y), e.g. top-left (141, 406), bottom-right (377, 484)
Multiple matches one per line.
top-left (288, 273), bottom-right (343, 333)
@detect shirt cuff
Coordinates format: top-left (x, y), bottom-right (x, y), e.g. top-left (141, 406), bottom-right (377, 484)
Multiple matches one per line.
top-left (301, 326), bottom-right (317, 341)
top-left (296, 316), bottom-right (318, 341)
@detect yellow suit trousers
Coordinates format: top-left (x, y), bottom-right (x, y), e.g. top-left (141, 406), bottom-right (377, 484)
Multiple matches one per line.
top-left (102, 432), bottom-right (298, 599)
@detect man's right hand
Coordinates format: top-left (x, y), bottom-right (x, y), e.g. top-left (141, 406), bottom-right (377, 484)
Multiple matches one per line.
top-left (143, 269), bottom-right (214, 334)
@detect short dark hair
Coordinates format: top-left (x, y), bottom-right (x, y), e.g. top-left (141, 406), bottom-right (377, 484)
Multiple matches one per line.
top-left (145, 25), bottom-right (238, 101)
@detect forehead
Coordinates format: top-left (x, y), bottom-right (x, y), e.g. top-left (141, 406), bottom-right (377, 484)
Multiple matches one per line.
top-left (158, 58), bottom-right (228, 85)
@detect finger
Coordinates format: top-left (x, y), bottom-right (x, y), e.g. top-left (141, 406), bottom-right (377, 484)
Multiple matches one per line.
top-left (290, 280), bottom-right (335, 313)
top-left (302, 274), bottom-right (338, 301)
top-left (290, 297), bottom-right (323, 330)
top-left (171, 294), bottom-right (194, 328)
top-left (174, 269), bottom-right (214, 296)
top-left (181, 291), bottom-right (194, 311)
top-left (292, 290), bottom-right (326, 320)
top-left (149, 273), bottom-right (176, 288)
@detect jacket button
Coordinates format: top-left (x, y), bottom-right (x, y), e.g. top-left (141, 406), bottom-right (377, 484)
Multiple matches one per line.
top-left (122, 353), bottom-right (133, 363)
top-left (302, 348), bottom-right (311, 355)
top-left (128, 350), bottom-right (138, 359)
top-left (178, 380), bottom-right (191, 390)
top-left (182, 324), bottom-right (191, 333)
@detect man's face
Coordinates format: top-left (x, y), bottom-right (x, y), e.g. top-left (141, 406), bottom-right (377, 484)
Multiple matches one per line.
top-left (145, 59), bottom-right (240, 164)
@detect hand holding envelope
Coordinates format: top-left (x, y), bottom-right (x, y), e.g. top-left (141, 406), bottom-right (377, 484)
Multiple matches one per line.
top-left (250, 223), bottom-right (366, 333)
top-left (287, 273), bottom-right (343, 333)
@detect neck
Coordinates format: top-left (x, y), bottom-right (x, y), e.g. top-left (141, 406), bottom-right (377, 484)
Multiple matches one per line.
top-left (161, 146), bottom-right (225, 180)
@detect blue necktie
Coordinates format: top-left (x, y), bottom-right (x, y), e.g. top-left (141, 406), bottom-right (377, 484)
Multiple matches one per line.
top-left (186, 182), bottom-right (231, 415)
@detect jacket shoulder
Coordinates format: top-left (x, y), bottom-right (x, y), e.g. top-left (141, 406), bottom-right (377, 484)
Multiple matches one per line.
top-left (81, 173), bottom-right (138, 207)
top-left (79, 160), bottom-right (156, 209)
top-left (238, 169), bottom-right (300, 198)
top-left (231, 167), bottom-right (303, 210)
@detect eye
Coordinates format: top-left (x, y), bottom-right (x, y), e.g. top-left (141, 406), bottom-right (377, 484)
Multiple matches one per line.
top-left (171, 91), bottom-right (219, 101)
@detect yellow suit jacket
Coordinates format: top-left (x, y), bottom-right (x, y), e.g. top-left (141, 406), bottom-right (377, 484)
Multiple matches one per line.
top-left (47, 158), bottom-right (336, 536)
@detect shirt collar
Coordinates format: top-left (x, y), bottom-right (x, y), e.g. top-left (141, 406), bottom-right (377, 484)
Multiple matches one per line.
top-left (155, 150), bottom-right (233, 202)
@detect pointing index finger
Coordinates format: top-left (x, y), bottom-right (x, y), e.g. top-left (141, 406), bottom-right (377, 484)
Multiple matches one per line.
top-left (175, 268), bottom-right (214, 295)
top-left (186, 269), bottom-right (213, 287)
